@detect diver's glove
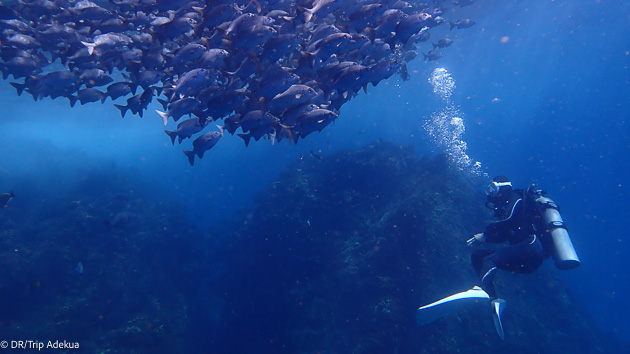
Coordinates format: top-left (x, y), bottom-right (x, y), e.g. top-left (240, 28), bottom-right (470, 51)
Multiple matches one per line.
top-left (467, 233), bottom-right (486, 247)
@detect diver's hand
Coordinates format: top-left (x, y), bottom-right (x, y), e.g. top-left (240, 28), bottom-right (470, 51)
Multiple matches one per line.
top-left (467, 233), bottom-right (486, 247)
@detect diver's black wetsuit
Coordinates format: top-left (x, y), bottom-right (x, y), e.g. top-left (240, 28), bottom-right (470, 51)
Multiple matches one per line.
top-left (472, 189), bottom-right (547, 299)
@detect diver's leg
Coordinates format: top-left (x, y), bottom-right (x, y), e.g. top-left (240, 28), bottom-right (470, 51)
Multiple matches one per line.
top-left (496, 237), bottom-right (546, 274)
top-left (471, 249), bottom-right (494, 276)
top-left (479, 238), bottom-right (546, 299)
top-left (472, 250), bottom-right (506, 339)
top-left (479, 256), bottom-right (499, 299)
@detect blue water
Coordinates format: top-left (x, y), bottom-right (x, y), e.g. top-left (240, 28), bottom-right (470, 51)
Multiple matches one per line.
top-left (449, 0), bottom-right (630, 340)
top-left (1, 0), bottom-right (629, 350)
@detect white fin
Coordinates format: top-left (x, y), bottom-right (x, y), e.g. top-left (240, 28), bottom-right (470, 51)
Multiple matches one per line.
top-left (155, 110), bottom-right (169, 126)
top-left (417, 286), bottom-right (490, 326)
top-left (491, 299), bottom-right (507, 340)
top-left (81, 41), bottom-right (96, 55)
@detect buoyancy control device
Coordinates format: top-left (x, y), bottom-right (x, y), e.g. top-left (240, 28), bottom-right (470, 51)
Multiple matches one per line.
top-left (527, 185), bottom-right (581, 270)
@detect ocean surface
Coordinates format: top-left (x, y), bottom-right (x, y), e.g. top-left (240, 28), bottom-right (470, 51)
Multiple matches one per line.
top-left (1, 0), bottom-right (629, 352)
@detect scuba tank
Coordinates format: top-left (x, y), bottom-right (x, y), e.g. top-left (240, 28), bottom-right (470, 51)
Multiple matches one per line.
top-left (527, 185), bottom-right (581, 270)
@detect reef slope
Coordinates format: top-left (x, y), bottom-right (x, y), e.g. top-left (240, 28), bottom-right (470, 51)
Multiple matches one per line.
top-left (212, 141), bottom-right (625, 353)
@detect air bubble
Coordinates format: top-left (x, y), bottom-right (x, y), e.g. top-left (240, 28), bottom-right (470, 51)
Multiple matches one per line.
top-left (428, 68), bottom-right (456, 102)
top-left (425, 68), bottom-right (483, 176)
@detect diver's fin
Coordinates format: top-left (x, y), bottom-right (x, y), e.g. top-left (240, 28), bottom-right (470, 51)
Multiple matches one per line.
top-left (416, 286), bottom-right (490, 326)
top-left (491, 298), bottom-right (507, 340)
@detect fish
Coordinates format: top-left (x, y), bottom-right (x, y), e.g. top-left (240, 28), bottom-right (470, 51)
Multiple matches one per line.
top-left (261, 34), bottom-right (300, 65)
top-left (285, 108), bottom-right (338, 141)
top-left (306, 32), bottom-right (352, 67)
top-left (331, 64), bottom-right (371, 96)
top-left (121, 48), bottom-right (143, 65)
top-left (153, 16), bottom-right (198, 41)
top-left (309, 24), bottom-right (342, 43)
top-left (1, 191), bottom-right (14, 207)
top-left (347, 3), bottom-right (387, 32)
top-left (5, 33), bottom-right (40, 49)
top-left (450, 19), bottom-right (476, 30)
top-left (454, 0), bottom-right (478, 7)
top-left (170, 68), bottom-right (218, 100)
top-left (238, 110), bottom-right (279, 134)
top-left (203, 89), bottom-right (249, 121)
top-left (79, 68), bottom-right (113, 88)
top-left (373, 9), bottom-right (407, 40)
top-left (0, 56), bottom-right (41, 80)
top-left (11, 70), bottom-right (79, 100)
top-left (423, 50), bottom-right (443, 62)
top-left (301, 0), bottom-right (343, 23)
top-left (183, 128), bottom-right (223, 166)
top-left (229, 25), bottom-right (277, 50)
top-left (0, 0), bottom-right (477, 165)
top-left (70, 1), bottom-right (112, 21)
top-left (255, 65), bottom-right (300, 100)
top-left (114, 89), bottom-right (154, 118)
top-left (396, 13), bottom-right (432, 45)
top-left (71, 88), bottom-right (106, 106)
top-left (433, 38), bottom-right (454, 49)
top-left (281, 103), bottom-right (319, 126)
top-left (164, 118), bottom-right (203, 145)
top-left (92, 18), bottom-right (127, 34)
top-left (134, 69), bottom-right (165, 90)
top-left (368, 60), bottom-right (401, 86)
top-left (156, 97), bottom-right (201, 125)
top-left (269, 84), bottom-right (319, 113)
top-left (198, 49), bottom-right (228, 70)
top-left (81, 33), bottom-right (133, 55)
top-left (172, 43), bottom-right (207, 68)
top-left (106, 82), bottom-right (137, 101)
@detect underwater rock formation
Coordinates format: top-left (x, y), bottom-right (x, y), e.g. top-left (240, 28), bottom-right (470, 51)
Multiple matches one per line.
top-left (0, 141), bottom-right (627, 353)
top-left (209, 140), bottom-right (627, 353)
top-left (0, 165), bottom-right (205, 353)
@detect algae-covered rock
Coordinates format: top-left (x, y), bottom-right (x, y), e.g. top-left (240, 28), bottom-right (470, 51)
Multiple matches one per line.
top-left (0, 141), bottom-right (626, 353)
top-left (210, 140), bottom-right (627, 353)
top-left (0, 168), bottom-right (201, 353)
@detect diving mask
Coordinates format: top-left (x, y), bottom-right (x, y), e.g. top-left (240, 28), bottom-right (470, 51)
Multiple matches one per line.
top-left (485, 181), bottom-right (512, 196)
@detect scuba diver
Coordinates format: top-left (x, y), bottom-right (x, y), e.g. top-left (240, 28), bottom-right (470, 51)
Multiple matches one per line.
top-left (467, 176), bottom-right (547, 300)
top-left (465, 176), bottom-right (580, 338)
top-left (418, 176), bottom-right (579, 340)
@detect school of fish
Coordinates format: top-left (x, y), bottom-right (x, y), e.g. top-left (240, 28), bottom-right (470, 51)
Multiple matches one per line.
top-left (0, 0), bottom-right (476, 165)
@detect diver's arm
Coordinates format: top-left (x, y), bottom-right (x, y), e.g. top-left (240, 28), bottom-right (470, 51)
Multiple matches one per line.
top-left (483, 224), bottom-right (507, 243)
